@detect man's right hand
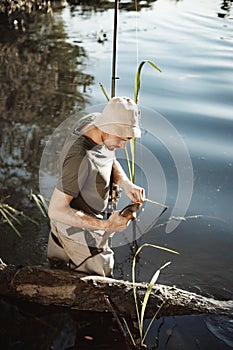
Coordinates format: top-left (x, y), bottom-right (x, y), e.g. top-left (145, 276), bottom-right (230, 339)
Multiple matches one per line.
top-left (105, 210), bottom-right (131, 232)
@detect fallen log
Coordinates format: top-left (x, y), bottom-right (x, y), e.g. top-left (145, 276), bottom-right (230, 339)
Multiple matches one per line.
top-left (0, 261), bottom-right (232, 319)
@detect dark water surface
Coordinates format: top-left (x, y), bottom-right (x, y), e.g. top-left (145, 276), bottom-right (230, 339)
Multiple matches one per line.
top-left (0, 0), bottom-right (233, 349)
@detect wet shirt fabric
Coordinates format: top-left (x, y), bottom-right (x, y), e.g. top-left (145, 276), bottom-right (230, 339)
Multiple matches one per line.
top-left (56, 113), bottom-right (114, 217)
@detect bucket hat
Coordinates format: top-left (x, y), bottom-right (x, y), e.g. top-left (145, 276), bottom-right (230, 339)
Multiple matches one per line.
top-left (93, 96), bottom-right (141, 138)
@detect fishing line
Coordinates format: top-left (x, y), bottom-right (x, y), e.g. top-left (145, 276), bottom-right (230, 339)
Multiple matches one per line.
top-left (144, 198), bottom-right (168, 209)
top-left (134, 0), bottom-right (145, 194)
top-left (134, 0), bottom-right (139, 68)
top-left (132, 3), bottom-right (167, 216)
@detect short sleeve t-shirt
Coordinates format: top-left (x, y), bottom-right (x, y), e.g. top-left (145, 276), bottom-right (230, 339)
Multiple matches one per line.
top-left (56, 113), bottom-right (115, 217)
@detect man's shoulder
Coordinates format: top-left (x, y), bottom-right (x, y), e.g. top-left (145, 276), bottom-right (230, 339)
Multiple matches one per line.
top-left (60, 112), bottom-right (102, 161)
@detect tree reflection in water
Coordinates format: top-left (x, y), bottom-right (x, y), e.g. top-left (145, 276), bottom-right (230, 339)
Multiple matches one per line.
top-left (0, 7), bottom-right (93, 206)
top-left (0, 298), bottom-right (128, 350)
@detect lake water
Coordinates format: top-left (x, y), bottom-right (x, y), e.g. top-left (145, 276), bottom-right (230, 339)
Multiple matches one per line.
top-left (0, 0), bottom-right (233, 349)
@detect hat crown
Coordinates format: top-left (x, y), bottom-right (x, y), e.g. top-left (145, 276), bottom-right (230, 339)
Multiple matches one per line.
top-left (94, 96), bottom-right (141, 138)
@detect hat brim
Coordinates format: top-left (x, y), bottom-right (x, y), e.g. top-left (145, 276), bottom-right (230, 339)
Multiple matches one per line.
top-left (95, 122), bottom-right (141, 138)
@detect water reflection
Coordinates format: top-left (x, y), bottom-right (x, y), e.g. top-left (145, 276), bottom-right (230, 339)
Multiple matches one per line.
top-left (0, 0), bottom-right (233, 349)
top-left (0, 298), bottom-right (127, 350)
top-left (0, 123), bottom-right (40, 194)
top-left (68, 0), bottom-right (157, 15)
top-left (0, 9), bottom-right (93, 204)
top-left (0, 0), bottom-right (51, 31)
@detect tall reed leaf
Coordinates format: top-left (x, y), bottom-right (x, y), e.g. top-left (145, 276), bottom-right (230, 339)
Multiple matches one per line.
top-left (125, 146), bottom-right (133, 182)
top-left (130, 137), bottom-right (136, 183)
top-left (99, 82), bottom-right (110, 101)
top-left (132, 243), bottom-right (179, 345)
top-left (128, 60), bottom-right (161, 183)
top-left (134, 60), bottom-right (161, 104)
top-left (2, 206), bottom-right (22, 226)
top-left (142, 299), bottom-right (166, 344)
top-left (29, 191), bottom-right (48, 217)
top-left (122, 317), bottom-right (137, 347)
top-left (0, 202), bottom-right (39, 237)
top-left (140, 261), bottom-right (171, 336)
top-left (0, 207), bottom-right (22, 237)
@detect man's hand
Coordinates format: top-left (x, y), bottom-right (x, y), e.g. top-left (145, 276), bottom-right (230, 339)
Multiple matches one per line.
top-left (124, 182), bottom-right (145, 203)
top-left (112, 160), bottom-right (145, 203)
top-left (105, 210), bottom-right (131, 232)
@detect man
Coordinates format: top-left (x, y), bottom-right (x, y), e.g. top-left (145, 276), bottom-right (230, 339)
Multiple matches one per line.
top-left (47, 96), bottom-right (145, 276)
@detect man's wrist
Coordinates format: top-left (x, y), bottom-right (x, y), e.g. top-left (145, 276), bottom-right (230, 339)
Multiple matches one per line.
top-left (75, 210), bottom-right (107, 231)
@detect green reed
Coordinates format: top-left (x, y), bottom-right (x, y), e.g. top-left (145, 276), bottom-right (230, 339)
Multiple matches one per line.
top-left (0, 200), bottom-right (38, 237)
top-left (134, 60), bottom-right (161, 104)
top-left (125, 243), bottom-right (179, 348)
top-left (0, 191), bottom-right (49, 237)
top-left (29, 190), bottom-right (48, 217)
top-left (131, 60), bottom-right (161, 183)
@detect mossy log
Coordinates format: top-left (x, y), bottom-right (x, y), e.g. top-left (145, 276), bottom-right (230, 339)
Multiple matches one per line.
top-left (0, 261), bottom-right (232, 319)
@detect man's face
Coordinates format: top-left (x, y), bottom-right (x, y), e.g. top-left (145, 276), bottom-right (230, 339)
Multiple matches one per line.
top-left (103, 134), bottom-right (132, 151)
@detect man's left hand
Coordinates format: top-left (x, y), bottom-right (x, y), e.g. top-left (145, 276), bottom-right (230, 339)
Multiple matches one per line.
top-left (124, 183), bottom-right (145, 203)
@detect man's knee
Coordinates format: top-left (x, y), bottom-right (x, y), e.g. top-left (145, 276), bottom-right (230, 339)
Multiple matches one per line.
top-left (47, 231), bottom-right (69, 263)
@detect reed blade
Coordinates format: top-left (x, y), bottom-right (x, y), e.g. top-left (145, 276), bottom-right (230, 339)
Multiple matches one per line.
top-left (0, 208), bottom-right (22, 237)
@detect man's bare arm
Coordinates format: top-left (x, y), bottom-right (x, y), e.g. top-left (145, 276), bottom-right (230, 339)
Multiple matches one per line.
top-left (48, 188), bottom-right (129, 232)
top-left (112, 160), bottom-right (145, 202)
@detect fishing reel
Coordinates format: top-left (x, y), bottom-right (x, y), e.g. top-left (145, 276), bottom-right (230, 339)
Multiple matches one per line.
top-left (106, 184), bottom-right (121, 217)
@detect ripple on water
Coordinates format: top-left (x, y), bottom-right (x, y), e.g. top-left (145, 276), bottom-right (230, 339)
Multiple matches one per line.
top-left (206, 315), bottom-right (233, 348)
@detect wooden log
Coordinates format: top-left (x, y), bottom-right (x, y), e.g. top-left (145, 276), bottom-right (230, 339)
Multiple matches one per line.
top-left (0, 261), bottom-right (232, 319)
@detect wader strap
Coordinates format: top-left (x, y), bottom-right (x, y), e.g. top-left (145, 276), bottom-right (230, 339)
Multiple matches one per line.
top-left (68, 230), bottom-right (104, 270)
top-left (51, 231), bottom-right (63, 248)
top-left (51, 224), bottom-right (105, 271)
top-left (69, 254), bottom-right (96, 270)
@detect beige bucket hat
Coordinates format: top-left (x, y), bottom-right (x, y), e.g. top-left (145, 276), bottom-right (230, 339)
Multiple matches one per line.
top-left (93, 96), bottom-right (141, 138)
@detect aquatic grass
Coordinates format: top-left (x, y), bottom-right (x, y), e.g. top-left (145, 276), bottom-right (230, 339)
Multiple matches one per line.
top-left (125, 146), bottom-right (133, 182)
top-left (134, 60), bottom-right (161, 104)
top-left (98, 58), bottom-right (172, 348)
top-left (99, 82), bottom-right (110, 101)
top-left (129, 243), bottom-right (179, 347)
top-left (122, 318), bottom-right (137, 347)
top-left (130, 136), bottom-right (136, 183)
top-left (131, 60), bottom-right (161, 183)
top-left (0, 201), bottom-right (38, 237)
top-left (0, 192), bottom-right (49, 237)
top-left (29, 191), bottom-right (48, 217)
top-left (139, 261), bottom-right (169, 327)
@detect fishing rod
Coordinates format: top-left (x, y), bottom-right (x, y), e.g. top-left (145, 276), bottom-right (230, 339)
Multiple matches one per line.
top-left (111, 0), bottom-right (119, 98)
top-left (107, 0), bottom-right (119, 218)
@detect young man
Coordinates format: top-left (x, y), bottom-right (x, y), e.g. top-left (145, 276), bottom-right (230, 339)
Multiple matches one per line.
top-left (47, 96), bottom-right (145, 276)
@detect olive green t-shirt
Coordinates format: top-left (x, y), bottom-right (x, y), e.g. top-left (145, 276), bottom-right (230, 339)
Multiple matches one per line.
top-left (56, 113), bottom-right (114, 217)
